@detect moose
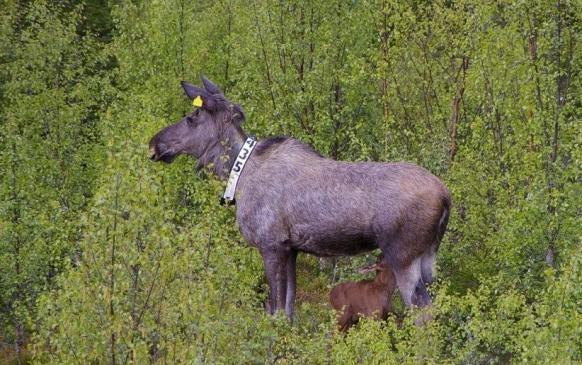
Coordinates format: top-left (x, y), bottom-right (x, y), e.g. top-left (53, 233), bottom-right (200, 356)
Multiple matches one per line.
top-left (330, 256), bottom-right (397, 332)
top-left (149, 76), bottom-right (451, 320)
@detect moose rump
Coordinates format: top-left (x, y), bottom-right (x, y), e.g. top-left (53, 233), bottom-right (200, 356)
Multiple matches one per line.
top-left (148, 76), bottom-right (451, 320)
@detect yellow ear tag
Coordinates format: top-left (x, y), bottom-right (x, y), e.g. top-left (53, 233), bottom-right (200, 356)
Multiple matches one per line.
top-left (192, 95), bottom-right (203, 108)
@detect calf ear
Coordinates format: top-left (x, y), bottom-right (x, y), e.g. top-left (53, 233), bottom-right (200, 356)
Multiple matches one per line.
top-left (358, 263), bottom-right (378, 274)
top-left (201, 75), bottom-right (222, 95)
top-left (376, 253), bottom-right (385, 264)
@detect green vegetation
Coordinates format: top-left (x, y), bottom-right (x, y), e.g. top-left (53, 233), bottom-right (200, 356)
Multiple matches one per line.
top-left (0, 0), bottom-right (579, 363)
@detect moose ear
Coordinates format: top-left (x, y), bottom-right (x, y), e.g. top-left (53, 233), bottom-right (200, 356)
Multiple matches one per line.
top-left (180, 81), bottom-right (220, 111)
top-left (200, 75), bottom-right (222, 95)
top-left (231, 104), bottom-right (246, 125)
top-left (180, 81), bottom-right (206, 100)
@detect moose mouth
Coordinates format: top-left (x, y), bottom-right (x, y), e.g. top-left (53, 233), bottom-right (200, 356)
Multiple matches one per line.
top-left (150, 149), bottom-right (177, 164)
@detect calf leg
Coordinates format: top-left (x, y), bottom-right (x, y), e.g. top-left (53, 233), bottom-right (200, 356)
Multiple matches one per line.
top-left (261, 250), bottom-right (288, 314)
top-left (338, 305), bottom-right (356, 333)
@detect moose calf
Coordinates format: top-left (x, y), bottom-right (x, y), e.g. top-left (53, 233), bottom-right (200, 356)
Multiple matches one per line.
top-left (330, 260), bottom-right (396, 332)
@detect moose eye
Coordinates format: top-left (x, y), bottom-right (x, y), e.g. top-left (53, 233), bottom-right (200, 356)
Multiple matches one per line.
top-left (186, 111), bottom-right (198, 124)
top-left (186, 110), bottom-right (200, 125)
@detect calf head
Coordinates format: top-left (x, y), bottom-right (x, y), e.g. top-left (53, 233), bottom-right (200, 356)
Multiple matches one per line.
top-left (358, 254), bottom-right (394, 286)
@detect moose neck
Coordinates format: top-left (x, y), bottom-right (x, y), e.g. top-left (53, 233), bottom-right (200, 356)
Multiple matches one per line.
top-left (223, 124), bottom-right (248, 176)
top-left (199, 123), bottom-right (247, 180)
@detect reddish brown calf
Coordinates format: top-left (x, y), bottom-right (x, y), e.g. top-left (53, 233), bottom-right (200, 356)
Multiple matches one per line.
top-left (329, 262), bottom-right (397, 332)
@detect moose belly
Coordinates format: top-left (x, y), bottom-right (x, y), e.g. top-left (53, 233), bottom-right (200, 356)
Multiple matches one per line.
top-left (296, 236), bottom-right (377, 257)
top-left (290, 222), bottom-right (378, 257)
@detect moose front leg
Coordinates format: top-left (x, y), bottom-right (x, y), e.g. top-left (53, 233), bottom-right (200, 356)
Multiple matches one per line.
top-left (285, 250), bottom-right (298, 319)
top-left (261, 249), bottom-right (288, 315)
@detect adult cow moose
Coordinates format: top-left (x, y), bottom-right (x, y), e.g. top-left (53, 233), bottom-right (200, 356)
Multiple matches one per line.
top-left (149, 76), bottom-right (451, 320)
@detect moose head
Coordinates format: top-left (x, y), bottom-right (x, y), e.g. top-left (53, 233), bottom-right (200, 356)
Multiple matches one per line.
top-left (149, 76), bottom-right (246, 177)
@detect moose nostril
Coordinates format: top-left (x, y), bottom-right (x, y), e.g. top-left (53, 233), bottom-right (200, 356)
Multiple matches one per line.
top-left (149, 146), bottom-right (157, 160)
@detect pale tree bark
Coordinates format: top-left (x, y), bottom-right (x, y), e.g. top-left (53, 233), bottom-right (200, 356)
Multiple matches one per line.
top-left (449, 56), bottom-right (469, 163)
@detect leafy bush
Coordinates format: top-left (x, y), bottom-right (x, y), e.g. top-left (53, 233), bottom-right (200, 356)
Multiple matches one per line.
top-left (0, 0), bottom-right (579, 363)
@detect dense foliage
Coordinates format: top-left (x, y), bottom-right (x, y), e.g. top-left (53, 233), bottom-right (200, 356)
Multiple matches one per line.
top-left (0, 0), bottom-right (579, 364)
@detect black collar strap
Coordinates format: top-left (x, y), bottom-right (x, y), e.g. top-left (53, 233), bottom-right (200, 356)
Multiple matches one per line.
top-left (220, 137), bottom-right (257, 205)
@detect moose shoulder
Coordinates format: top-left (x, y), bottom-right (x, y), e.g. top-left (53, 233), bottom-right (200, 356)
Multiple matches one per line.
top-left (149, 76), bottom-right (451, 319)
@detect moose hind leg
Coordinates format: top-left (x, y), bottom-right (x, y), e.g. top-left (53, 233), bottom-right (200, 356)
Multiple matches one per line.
top-left (413, 279), bottom-right (432, 307)
top-left (420, 247), bottom-right (437, 285)
top-left (391, 257), bottom-right (425, 308)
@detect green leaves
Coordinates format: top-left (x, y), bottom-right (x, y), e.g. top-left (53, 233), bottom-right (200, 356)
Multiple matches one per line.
top-left (0, 1), bottom-right (111, 359)
top-left (0, 0), bottom-right (578, 363)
